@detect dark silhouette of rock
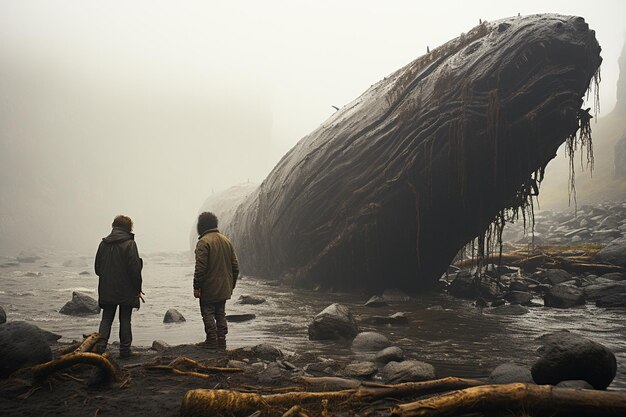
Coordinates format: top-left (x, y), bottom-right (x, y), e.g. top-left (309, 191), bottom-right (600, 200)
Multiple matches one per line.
top-left (544, 269), bottom-right (573, 285)
top-left (489, 363), bottom-right (533, 384)
top-left (351, 332), bottom-right (391, 352)
top-left (163, 309), bottom-right (186, 323)
top-left (531, 331), bottom-right (617, 389)
top-left (381, 360), bottom-right (435, 383)
top-left (596, 293), bottom-right (626, 308)
top-left (59, 291), bottom-right (100, 316)
top-left (237, 295), bottom-right (266, 305)
top-left (308, 303), bottom-right (358, 341)
top-left (584, 280), bottom-right (626, 300)
top-left (544, 284), bottom-right (585, 308)
top-left (375, 346), bottom-right (404, 364)
top-left (0, 305), bottom-right (6, 324)
top-left (362, 312), bottom-right (409, 326)
top-left (0, 321), bottom-right (52, 377)
top-left (504, 291), bottom-right (533, 305)
top-left (220, 15), bottom-right (601, 291)
top-left (381, 289), bottom-right (412, 302)
top-left (226, 313), bottom-right (256, 322)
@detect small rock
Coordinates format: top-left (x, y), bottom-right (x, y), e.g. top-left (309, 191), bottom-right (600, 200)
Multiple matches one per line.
top-left (375, 346), bottom-right (404, 364)
top-left (308, 303), bottom-right (358, 341)
top-left (351, 332), bottom-right (391, 352)
top-left (344, 361), bottom-right (378, 378)
top-left (228, 360), bottom-right (247, 369)
top-left (226, 313), bottom-right (256, 322)
top-left (531, 331), bottom-right (617, 389)
top-left (78, 271), bottom-right (90, 276)
top-left (258, 362), bottom-right (284, 384)
top-left (473, 297), bottom-right (488, 308)
top-left (252, 343), bottom-right (282, 361)
top-left (237, 295), bottom-right (266, 305)
top-left (364, 295), bottom-right (388, 307)
top-left (381, 360), bottom-right (435, 383)
top-left (489, 363), bottom-right (533, 384)
top-left (362, 312), bottom-right (408, 325)
top-left (163, 308), bottom-right (186, 323)
top-left (0, 322), bottom-right (52, 377)
top-left (151, 340), bottom-right (170, 351)
top-left (490, 299), bottom-right (506, 307)
top-left (509, 281), bottom-right (528, 292)
top-left (59, 291), bottom-right (100, 316)
top-left (556, 380), bottom-right (594, 389)
top-left (0, 305), bottom-right (6, 324)
top-left (544, 284), bottom-right (585, 308)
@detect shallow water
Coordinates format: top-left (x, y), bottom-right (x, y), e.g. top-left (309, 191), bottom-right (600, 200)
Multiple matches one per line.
top-left (1, 251), bottom-right (625, 389)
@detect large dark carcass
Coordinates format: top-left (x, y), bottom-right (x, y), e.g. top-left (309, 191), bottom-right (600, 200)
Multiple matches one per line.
top-left (212, 15), bottom-right (601, 291)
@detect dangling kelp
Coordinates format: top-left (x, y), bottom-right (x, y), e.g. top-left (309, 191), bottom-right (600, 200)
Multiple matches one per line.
top-left (221, 14), bottom-right (601, 291)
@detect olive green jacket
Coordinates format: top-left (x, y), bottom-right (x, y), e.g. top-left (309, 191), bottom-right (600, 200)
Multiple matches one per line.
top-left (193, 229), bottom-right (239, 303)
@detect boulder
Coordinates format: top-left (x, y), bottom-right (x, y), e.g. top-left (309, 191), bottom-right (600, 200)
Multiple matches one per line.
top-left (381, 360), bottom-right (435, 383)
top-left (344, 361), bottom-right (378, 378)
top-left (226, 313), bottom-right (256, 322)
top-left (509, 281), bottom-right (529, 292)
top-left (543, 284), bottom-right (585, 308)
top-left (504, 291), bottom-right (533, 305)
top-left (584, 281), bottom-right (626, 300)
top-left (0, 321), bottom-right (52, 377)
top-left (351, 332), bottom-right (391, 352)
top-left (448, 274), bottom-right (477, 299)
top-left (375, 346), bottom-right (404, 364)
top-left (544, 269), bottom-right (573, 285)
top-left (489, 363), bottom-right (533, 384)
top-left (237, 295), bottom-right (266, 305)
top-left (364, 295), bottom-right (388, 307)
top-left (594, 239), bottom-right (626, 267)
top-left (595, 293), bottom-right (626, 308)
top-left (59, 291), bottom-right (100, 316)
top-left (163, 308), bottom-right (186, 323)
top-left (531, 331), bottom-right (617, 389)
top-left (308, 303), bottom-right (358, 341)
top-left (151, 340), bottom-right (170, 351)
top-left (0, 305), bottom-right (6, 324)
top-left (252, 343), bottom-right (282, 361)
top-left (258, 362), bottom-right (284, 384)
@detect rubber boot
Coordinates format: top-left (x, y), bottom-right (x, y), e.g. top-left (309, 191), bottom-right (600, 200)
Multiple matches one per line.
top-left (217, 336), bottom-right (226, 351)
top-left (197, 334), bottom-right (218, 350)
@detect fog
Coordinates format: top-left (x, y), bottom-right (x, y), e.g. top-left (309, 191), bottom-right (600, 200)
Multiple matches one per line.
top-left (1, 0), bottom-right (625, 255)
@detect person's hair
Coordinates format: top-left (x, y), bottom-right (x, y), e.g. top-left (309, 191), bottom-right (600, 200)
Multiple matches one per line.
top-left (112, 215), bottom-right (133, 232)
top-left (197, 212), bottom-right (218, 235)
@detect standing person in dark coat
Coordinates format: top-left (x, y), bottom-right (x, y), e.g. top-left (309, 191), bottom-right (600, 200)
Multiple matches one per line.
top-left (194, 212), bottom-right (239, 350)
top-left (94, 215), bottom-right (143, 358)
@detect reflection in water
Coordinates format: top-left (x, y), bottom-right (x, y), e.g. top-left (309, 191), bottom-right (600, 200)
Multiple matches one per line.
top-left (1, 251), bottom-right (625, 389)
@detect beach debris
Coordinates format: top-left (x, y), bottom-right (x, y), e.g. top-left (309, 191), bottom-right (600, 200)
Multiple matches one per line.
top-left (179, 377), bottom-right (484, 416)
top-left (389, 383), bottom-right (626, 416)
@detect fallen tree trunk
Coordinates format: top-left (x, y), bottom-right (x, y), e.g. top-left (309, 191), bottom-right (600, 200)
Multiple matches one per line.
top-left (180, 377), bottom-right (483, 416)
top-left (213, 14), bottom-right (601, 292)
top-left (390, 383), bottom-right (626, 416)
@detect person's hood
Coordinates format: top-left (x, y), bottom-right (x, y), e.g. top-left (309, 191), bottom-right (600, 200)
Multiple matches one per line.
top-left (103, 227), bottom-right (134, 243)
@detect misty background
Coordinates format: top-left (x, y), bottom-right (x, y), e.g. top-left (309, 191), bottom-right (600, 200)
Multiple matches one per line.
top-left (1, 0), bottom-right (625, 255)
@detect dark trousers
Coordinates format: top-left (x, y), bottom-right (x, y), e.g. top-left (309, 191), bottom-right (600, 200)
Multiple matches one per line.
top-left (200, 299), bottom-right (227, 341)
top-left (98, 304), bottom-right (133, 353)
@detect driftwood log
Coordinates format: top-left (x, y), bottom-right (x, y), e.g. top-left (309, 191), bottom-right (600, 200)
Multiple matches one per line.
top-left (179, 377), bottom-right (483, 416)
top-left (206, 14), bottom-right (602, 292)
top-left (390, 383), bottom-right (626, 416)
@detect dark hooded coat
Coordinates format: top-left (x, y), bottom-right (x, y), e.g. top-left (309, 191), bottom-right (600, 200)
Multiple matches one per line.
top-left (94, 227), bottom-right (143, 308)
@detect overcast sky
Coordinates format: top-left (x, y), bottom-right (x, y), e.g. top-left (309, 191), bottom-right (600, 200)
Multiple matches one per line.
top-left (1, 0), bottom-right (625, 254)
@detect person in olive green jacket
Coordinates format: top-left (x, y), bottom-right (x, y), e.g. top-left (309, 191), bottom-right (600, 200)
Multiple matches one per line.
top-left (193, 211), bottom-right (239, 350)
